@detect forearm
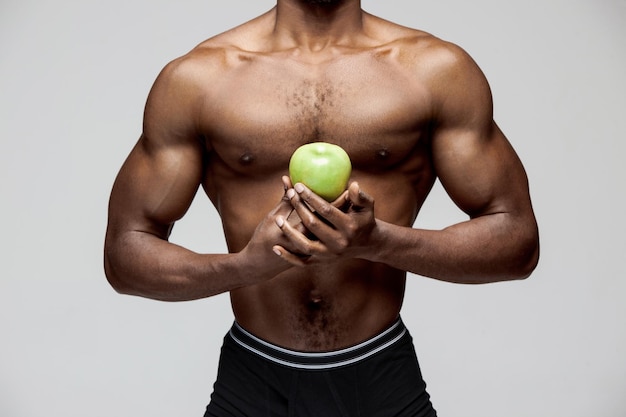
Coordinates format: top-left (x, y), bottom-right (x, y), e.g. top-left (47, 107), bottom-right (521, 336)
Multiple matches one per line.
top-left (104, 231), bottom-right (269, 301)
top-left (370, 213), bottom-right (539, 284)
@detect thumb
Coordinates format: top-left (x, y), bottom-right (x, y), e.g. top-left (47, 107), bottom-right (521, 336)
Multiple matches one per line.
top-left (268, 182), bottom-right (296, 218)
top-left (347, 182), bottom-right (374, 210)
top-left (272, 188), bottom-right (297, 226)
top-left (275, 193), bottom-right (295, 216)
top-left (282, 175), bottom-right (294, 191)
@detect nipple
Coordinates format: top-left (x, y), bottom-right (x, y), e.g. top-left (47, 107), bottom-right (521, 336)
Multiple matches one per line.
top-left (376, 148), bottom-right (390, 160)
top-left (239, 152), bottom-right (254, 165)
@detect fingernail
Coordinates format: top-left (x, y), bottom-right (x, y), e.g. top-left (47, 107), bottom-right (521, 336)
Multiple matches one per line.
top-left (276, 216), bottom-right (284, 227)
top-left (295, 183), bottom-right (305, 193)
top-left (273, 247), bottom-right (282, 256)
top-left (287, 189), bottom-right (296, 199)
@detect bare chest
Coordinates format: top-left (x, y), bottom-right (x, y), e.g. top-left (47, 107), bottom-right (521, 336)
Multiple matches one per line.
top-left (200, 53), bottom-right (431, 174)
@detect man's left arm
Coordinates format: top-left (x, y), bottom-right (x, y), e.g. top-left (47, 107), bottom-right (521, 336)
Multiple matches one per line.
top-left (274, 44), bottom-right (539, 283)
top-left (369, 119), bottom-right (540, 283)
top-left (374, 44), bottom-right (538, 283)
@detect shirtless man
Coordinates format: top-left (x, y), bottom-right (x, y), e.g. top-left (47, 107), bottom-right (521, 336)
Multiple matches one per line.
top-left (104, 0), bottom-right (539, 415)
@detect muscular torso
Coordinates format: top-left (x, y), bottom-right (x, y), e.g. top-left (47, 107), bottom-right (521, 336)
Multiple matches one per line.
top-left (188, 14), bottom-right (440, 350)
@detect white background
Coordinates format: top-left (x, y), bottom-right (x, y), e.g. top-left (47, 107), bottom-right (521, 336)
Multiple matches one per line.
top-left (1, 0), bottom-right (624, 416)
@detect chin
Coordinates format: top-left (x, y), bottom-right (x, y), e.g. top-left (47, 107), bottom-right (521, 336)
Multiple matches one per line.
top-left (301, 0), bottom-right (343, 5)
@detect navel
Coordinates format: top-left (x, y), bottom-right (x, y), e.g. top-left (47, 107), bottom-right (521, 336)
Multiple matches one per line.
top-left (308, 296), bottom-right (323, 309)
top-left (306, 289), bottom-right (325, 310)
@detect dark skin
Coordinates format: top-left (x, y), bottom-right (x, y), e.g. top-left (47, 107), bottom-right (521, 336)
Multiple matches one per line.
top-left (104, 0), bottom-right (539, 351)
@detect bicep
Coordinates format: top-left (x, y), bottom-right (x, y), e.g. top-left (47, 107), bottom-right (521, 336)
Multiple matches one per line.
top-left (107, 59), bottom-right (205, 239)
top-left (429, 45), bottom-right (532, 218)
top-left (108, 135), bottom-right (203, 237)
top-left (433, 123), bottom-right (532, 218)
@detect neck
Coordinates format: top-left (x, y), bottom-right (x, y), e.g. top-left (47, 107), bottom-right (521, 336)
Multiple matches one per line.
top-left (273, 0), bottom-right (364, 52)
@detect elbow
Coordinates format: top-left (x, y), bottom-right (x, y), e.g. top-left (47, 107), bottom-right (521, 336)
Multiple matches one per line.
top-left (513, 251), bottom-right (539, 280)
top-left (103, 250), bottom-right (135, 296)
top-left (511, 229), bottom-right (540, 280)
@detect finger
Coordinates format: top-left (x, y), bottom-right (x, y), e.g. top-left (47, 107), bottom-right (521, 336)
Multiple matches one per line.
top-left (330, 190), bottom-right (351, 212)
top-left (272, 245), bottom-right (308, 267)
top-left (276, 213), bottom-right (327, 257)
top-left (271, 197), bottom-right (296, 219)
top-left (346, 182), bottom-right (374, 210)
top-left (292, 183), bottom-right (345, 226)
top-left (282, 175), bottom-right (294, 191)
top-left (269, 183), bottom-right (298, 218)
top-left (288, 186), bottom-right (343, 243)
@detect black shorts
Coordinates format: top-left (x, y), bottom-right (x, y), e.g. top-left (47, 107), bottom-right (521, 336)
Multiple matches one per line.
top-left (204, 317), bottom-right (437, 417)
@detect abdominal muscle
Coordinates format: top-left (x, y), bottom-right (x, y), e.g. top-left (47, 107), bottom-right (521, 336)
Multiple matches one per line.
top-left (230, 259), bottom-right (407, 352)
top-left (206, 162), bottom-right (429, 351)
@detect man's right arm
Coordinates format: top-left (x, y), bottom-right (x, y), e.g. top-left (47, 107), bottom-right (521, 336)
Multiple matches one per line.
top-left (104, 56), bottom-right (293, 301)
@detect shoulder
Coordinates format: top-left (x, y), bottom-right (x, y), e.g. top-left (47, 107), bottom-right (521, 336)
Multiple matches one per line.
top-left (156, 42), bottom-right (233, 88)
top-left (392, 31), bottom-right (492, 123)
top-left (181, 8), bottom-right (274, 66)
top-left (147, 34), bottom-right (251, 113)
top-left (368, 19), bottom-right (494, 128)
top-left (154, 14), bottom-right (275, 94)
top-left (390, 29), bottom-right (483, 83)
top-left (366, 15), bottom-right (487, 88)
top-left (142, 15), bottom-right (273, 139)
top-left (142, 42), bottom-right (236, 141)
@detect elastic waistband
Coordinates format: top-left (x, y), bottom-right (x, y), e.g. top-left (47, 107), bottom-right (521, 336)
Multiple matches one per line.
top-left (228, 317), bottom-right (407, 370)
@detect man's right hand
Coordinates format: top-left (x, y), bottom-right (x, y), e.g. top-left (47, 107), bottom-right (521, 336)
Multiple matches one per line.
top-left (238, 177), bottom-right (309, 281)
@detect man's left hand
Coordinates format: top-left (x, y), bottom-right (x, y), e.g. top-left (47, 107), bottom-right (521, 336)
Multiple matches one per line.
top-left (273, 176), bottom-right (378, 266)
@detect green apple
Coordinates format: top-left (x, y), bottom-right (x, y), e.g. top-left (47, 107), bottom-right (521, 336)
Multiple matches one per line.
top-left (289, 142), bottom-right (352, 201)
